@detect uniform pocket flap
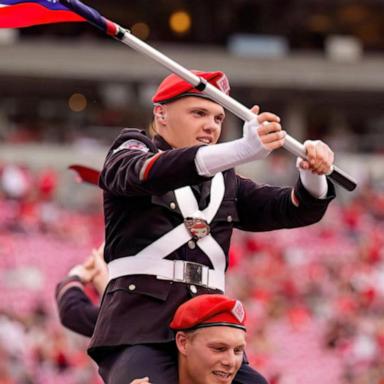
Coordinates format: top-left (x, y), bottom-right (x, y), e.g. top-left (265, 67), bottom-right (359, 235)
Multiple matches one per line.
top-left (107, 275), bottom-right (173, 301)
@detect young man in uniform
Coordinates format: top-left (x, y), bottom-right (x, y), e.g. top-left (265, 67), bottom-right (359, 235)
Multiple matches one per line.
top-left (132, 294), bottom-right (249, 384)
top-left (88, 69), bottom-right (335, 384)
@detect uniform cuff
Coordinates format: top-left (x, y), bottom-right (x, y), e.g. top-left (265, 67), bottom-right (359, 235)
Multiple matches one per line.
top-left (293, 176), bottom-right (335, 207)
top-left (55, 276), bottom-right (84, 301)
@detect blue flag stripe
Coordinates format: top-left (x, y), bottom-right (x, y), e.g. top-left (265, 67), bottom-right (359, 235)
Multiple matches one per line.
top-left (0, 0), bottom-right (69, 11)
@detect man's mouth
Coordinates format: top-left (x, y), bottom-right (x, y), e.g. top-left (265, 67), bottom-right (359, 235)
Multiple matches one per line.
top-left (197, 137), bottom-right (212, 144)
top-left (212, 370), bottom-right (232, 380)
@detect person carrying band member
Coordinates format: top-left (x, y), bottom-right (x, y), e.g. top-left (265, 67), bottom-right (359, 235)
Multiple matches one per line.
top-left (86, 69), bottom-right (335, 384)
top-left (56, 256), bottom-right (247, 384)
top-left (131, 294), bottom-right (249, 384)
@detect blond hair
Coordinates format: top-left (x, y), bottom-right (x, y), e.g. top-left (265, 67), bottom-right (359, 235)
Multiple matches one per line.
top-left (147, 118), bottom-right (158, 138)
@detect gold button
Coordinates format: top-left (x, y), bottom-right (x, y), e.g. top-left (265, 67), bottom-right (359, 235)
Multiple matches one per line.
top-left (227, 215), bottom-right (233, 222)
top-left (190, 285), bottom-right (197, 294)
top-left (188, 240), bottom-right (196, 249)
top-left (170, 202), bottom-right (176, 209)
top-left (128, 284), bottom-right (136, 291)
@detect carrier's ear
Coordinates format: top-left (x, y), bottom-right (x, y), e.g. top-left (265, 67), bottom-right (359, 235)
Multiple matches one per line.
top-left (175, 331), bottom-right (189, 356)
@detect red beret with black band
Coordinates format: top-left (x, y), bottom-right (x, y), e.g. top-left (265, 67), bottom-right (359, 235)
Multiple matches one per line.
top-left (169, 294), bottom-right (246, 332)
top-left (152, 70), bottom-right (230, 105)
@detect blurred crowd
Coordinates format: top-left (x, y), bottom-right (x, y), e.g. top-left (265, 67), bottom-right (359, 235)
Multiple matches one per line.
top-left (0, 162), bottom-right (383, 384)
top-left (0, 162), bottom-right (104, 384)
top-left (0, 307), bottom-right (100, 384)
top-left (0, 162), bottom-right (103, 236)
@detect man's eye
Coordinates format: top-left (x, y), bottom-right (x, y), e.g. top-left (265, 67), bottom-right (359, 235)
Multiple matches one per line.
top-left (215, 116), bottom-right (224, 124)
top-left (193, 110), bottom-right (205, 116)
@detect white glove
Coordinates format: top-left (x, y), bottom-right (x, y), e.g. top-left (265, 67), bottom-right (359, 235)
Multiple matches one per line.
top-left (195, 117), bottom-right (270, 177)
top-left (68, 264), bottom-right (96, 284)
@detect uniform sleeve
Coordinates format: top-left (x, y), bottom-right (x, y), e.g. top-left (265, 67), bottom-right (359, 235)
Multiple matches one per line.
top-left (99, 129), bottom-right (211, 196)
top-left (235, 175), bottom-right (336, 232)
top-left (55, 277), bottom-right (98, 338)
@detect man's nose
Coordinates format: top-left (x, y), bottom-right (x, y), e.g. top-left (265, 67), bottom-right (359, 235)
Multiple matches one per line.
top-left (220, 351), bottom-right (236, 368)
top-left (203, 117), bottom-right (220, 132)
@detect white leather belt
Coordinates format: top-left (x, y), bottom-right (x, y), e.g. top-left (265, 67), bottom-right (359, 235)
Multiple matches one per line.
top-left (108, 172), bottom-right (226, 292)
top-left (108, 256), bottom-right (225, 291)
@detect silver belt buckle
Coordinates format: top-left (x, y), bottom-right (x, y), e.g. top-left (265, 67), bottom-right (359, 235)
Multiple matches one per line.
top-left (184, 217), bottom-right (210, 240)
top-left (184, 261), bottom-right (204, 286)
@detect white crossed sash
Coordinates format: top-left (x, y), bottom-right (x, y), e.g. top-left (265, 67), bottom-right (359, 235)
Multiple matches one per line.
top-left (108, 173), bottom-right (226, 291)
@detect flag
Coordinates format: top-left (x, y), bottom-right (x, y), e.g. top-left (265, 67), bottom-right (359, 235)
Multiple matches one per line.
top-left (0, 0), bottom-right (85, 28)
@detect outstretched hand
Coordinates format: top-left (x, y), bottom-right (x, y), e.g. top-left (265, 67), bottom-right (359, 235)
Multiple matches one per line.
top-left (68, 242), bottom-right (108, 294)
top-left (297, 140), bottom-right (334, 175)
top-left (68, 261), bottom-right (98, 284)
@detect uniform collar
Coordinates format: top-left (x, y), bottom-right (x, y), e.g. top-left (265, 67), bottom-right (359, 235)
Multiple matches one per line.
top-left (153, 135), bottom-right (173, 151)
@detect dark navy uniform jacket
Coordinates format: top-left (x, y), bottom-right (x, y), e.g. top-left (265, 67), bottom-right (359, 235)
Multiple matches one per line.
top-left (88, 128), bottom-right (335, 362)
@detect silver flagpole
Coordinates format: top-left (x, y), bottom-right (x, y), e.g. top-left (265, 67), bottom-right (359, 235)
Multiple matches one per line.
top-left (60, 0), bottom-right (357, 192)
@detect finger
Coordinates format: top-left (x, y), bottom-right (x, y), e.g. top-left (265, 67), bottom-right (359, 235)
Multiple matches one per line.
top-left (298, 160), bottom-right (311, 170)
top-left (306, 157), bottom-right (325, 174)
top-left (310, 163), bottom-right (328, 175)
top-left (318, 143), bottom-right (334, 173)
top-left (260, 130), bottom-right (286, 145)
top-left (307, 142), bottom-right (334, 174)
top-left (263, 137), bottom-right (286, 151)
top-left (93, 242), bottom-right (105, 259)
top-left (324, 154), bottom-right (334, 174)
top-left (257, 122), bottom-right (282, 136)
top-left (315, 158), bottom-right (333, 175)
top-left (304, 141), bottom-right (318, 166)
top-left (97, 242), bottom-right (105, 253)
top-left (297, 156), bottom-right (313, 171)
top-left (92, 250), bottom-right (99, 260)
top-left (84, 256), bottom-right (95, 268)
top-left (89, 269), bottom-right (99, 281)
top-left (257, 112), bottom-right (281, 124)
top-left (250, 105), bottom-right (260, 116)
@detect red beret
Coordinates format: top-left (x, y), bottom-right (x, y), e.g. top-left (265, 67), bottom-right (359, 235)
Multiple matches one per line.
top-left (152, 70), bottom-right (230, 104)
top-left (170, 294), bottom-right (246, 331)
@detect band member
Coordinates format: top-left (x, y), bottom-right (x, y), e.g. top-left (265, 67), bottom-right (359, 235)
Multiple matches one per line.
top-left (88, 69), bottom-right (335, 384)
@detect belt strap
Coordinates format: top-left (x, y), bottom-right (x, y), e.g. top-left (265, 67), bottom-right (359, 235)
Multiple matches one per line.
top-left (108, 257), bottom-right (225, 291)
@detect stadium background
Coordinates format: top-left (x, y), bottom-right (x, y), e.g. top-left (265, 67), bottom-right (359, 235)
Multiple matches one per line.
top-left (0, 1), bottom-right (383, 383)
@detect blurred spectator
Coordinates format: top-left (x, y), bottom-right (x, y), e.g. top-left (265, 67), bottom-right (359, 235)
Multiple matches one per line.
top-left (0, 164), bottom-right (32, 201)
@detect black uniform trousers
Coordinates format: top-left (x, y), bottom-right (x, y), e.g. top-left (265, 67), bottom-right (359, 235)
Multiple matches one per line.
top-left (98, 343), bottom-right (268, 384)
